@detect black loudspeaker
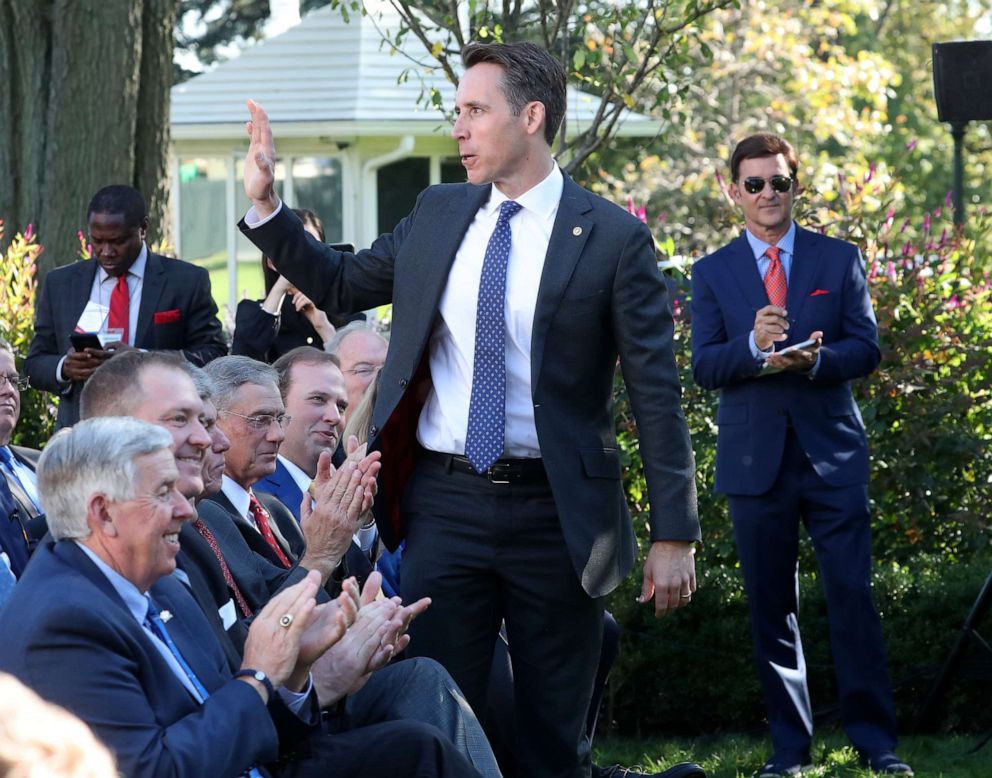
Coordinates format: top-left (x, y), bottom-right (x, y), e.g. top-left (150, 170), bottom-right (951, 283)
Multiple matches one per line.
top-left (933, 41), bottom-right (992, 122)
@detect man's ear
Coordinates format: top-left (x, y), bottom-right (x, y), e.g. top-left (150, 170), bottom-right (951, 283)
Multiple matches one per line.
top-left (523, 101), bottom-right (547, 138)
top-left (139, 218), bottom-right (149, 242)
top-left (729, 182), bottom-right (743, 205)
top-left (87, 493), bottom-right (117, 538)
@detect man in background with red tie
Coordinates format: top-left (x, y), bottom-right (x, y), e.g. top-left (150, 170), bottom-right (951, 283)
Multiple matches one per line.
top-left (690, 133), bottom-right (911, 777)
top-left (25, 185), bottom-right (227, 428)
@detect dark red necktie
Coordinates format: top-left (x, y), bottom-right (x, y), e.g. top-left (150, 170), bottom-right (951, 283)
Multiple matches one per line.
top-left (248, 493), bottom-right (291, 568)
top-left (763, 246), bottom-right (787, 308)
top-left (192, 518), bottom-right (253, 618)
top-left (108, 274), bottom-right (130, 343)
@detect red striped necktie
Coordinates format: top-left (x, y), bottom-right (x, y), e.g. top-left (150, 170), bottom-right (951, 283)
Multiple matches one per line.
top-left (763, 245), bottom-right (787, 308)
top-left (248, 492), bottom-right (291, 568)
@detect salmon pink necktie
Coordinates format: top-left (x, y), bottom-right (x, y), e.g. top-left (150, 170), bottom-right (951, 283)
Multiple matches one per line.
top-left (763, 246), bottom-right (787, 308)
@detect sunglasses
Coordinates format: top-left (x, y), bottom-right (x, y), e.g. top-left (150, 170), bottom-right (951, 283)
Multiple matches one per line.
top-left (742, 175), bottom-right (794, 194)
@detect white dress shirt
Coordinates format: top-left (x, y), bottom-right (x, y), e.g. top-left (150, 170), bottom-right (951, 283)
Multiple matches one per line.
top-left (245, 162), bottom-right (563, 458)
top-left (418, 163), bottom-right (562, 458)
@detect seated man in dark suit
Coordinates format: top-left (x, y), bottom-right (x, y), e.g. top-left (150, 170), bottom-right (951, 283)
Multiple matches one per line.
top-left (25, 184), bottom-right (228, 428)
top-left (258, 346), bottom-right (377, 587)
top-left (78, 350), bottom-right (502, 776)
top-left (0, 338), bottom-right (45, 588)
top-left (0, 416), bottom-right (476, 777)
top-left (203, 355), bottom-right (358, 570)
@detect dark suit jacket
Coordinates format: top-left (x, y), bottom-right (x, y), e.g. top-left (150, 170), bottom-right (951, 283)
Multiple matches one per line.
top-left (690, 227), bottom-right (880, 496)
top-left (241, 175), bottom-right (699, 597)
top-left (203, 490), bottom-right (302, 566)
top-left (255, 459), bottom-right (374, 588)
top-left (0, 539), bottom-right (299, 777)
top-left (194, 497), bottom-right (317, 615)
top-left (25, 252), bottom-right (228, 428)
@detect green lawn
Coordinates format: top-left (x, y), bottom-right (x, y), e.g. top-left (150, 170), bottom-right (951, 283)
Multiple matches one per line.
top-left (594, 733), bottom-right (990, 777)
top-left (192, 251), bottom-right (265, 319)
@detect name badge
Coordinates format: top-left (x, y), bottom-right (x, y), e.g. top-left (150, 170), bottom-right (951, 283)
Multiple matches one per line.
top-left (218, 598), bottom-right (237, 630)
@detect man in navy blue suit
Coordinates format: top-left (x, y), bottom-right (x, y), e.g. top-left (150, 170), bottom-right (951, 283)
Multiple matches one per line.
top-left (690, 133), bottom-right (911, 777)
top-left (0, 416), bottom-right (480, 778)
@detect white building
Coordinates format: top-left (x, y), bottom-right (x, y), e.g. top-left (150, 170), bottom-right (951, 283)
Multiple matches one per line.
top-left (170, 0), bottom-right (658, 310)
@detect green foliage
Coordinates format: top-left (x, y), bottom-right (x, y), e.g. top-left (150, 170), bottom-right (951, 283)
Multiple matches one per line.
top-left (603, 552), bottom-right (992, 736)
top-left (0, 221), bottom-right (56, 448)
top-left (595, 733), bottom-right (992, 777)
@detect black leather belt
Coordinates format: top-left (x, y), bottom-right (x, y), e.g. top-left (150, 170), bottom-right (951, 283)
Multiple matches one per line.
top-left (419, 448), bottom-right (547, 484)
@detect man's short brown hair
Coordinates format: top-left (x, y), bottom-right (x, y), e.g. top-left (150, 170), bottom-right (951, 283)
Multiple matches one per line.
top-left (79, 351), bottom-right (192, 419)
top-left (272, 347), bottom-right (341, 399)
top-left (730, 133), bottom-right (799, 182)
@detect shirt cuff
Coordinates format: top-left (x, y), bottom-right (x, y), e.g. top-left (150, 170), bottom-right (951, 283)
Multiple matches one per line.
top-left (244, 200), bottom-right (284, 229)
top-left (56, 355), bottom-right (70, 384)
top-left (278, 674), bottom-right (314, 717)
top-left (749, 331), bottom-right (773, 362)
top-left (807, 352), bottom-right (822, 378)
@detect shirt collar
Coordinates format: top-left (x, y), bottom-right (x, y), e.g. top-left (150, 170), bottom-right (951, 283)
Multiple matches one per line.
top-left (485, 161), bottom-right (563, 222)
top-left (97, 243), bottom-right (148, 285)
top-left (277, 455), bottom-right (313, 497)
top-left (220, 475), bottom-right (251, 519)
top-left (745, 221), bottom-right (797, 261)
top-left (74, 540), bottom-right (149, 622)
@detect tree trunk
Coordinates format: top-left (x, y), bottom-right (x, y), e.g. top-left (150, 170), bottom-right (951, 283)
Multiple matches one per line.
top-left (0, 0), bottom-right (178, 275)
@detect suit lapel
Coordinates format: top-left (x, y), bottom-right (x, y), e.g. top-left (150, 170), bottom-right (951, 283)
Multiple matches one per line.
top-left (66, 261), bottom-right (100, 333)
top-left (531, 176), bottom-right (593, 387)
top-left (135, 252), bottom-right (165, 347)
top-left (785, 226), bottom-right (818, 332)
top-left (725, 233), bottom-right (770, 313)
top-left (402, 185), bottom-right (491, 369)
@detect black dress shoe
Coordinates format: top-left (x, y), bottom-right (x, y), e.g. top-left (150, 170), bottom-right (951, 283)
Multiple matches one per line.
top-left (859, 750), bottom-right (914, 775)
top-left (756, 751), bottom-right (812, 777)
top-left (596, 763), bottom-right (706, 778)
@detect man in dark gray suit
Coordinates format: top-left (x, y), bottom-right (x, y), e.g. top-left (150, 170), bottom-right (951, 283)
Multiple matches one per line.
top-left (241, 42), bottom-right (700, 778)
top-left (25, 185), bottom-right (227, 428)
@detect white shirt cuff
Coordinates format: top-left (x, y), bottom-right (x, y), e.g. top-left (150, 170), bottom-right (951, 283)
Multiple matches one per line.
top-left (244, 200), bottom-right (284, 229)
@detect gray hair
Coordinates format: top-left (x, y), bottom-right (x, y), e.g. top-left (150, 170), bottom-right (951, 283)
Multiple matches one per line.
top-left (187, 364), bottom-right (215, 402)
top-left (325, 321), bottom-right (388, 356)
top-left (0, 336), bottom-right (13, 357)
top-left (203, 355), bottom-right (279, 411)
top-left (38, 417), bottom-right (173, 541)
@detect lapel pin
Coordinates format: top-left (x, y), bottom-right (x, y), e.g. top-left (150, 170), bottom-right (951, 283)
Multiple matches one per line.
top-left (572, 226), bottom-right (583, 236)
top-left (159, 610), bottom-right (173, 624)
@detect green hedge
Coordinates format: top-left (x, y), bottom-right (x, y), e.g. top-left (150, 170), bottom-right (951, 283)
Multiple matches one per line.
top-left (602, 554), bottom-right (992, 736)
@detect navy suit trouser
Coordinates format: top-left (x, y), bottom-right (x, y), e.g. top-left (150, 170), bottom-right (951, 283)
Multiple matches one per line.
top-left (401, 456), bottom-right (603, 778)
top-left (728, 428), bottom-right (897, 757)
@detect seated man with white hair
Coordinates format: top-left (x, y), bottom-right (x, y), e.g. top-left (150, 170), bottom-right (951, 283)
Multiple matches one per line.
top-left (0, 417), bottom-right (481, 778)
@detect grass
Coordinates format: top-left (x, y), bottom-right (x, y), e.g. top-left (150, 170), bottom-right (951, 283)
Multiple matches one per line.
top-left (593, 733), bottom-right (991, 777)
top-left (191, 251), bottom-right (265, 321)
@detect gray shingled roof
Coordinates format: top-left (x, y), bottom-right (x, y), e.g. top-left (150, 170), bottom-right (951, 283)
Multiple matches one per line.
top-left (171, 1), bottom-right (657, 139)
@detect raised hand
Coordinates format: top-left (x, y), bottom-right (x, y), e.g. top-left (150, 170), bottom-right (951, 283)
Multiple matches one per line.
top-left (244, 99), bottom-right (280, 217)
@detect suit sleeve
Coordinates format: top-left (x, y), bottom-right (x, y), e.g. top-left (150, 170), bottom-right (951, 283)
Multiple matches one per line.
top-left (178, 267), bottom-right (228, 367)
top-left (811, 245), bottom-right (880, 383)
top-left (612, 222), bottom-right (700, 542)
top-left (689, 261), bottom-right (765, 390)
top-left (232, 299), bottom-right (279, 361)
top-left (20, 607), bottom-right (279, 778)
top-left (237, 195), bottom-right (426, 316)
top-left (24, 272), bottom-right (69, 394)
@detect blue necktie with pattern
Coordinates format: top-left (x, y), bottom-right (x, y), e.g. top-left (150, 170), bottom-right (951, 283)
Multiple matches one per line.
top-left (464, 199), bottom-right (522, 473)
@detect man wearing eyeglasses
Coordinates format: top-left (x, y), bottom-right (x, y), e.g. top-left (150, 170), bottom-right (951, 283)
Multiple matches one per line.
top-left (0, 338), bottom-right (45, 593)
top-left (690, 133), bottom-right (910, 777)
top-left (327, 322), bottom-right (388, 417)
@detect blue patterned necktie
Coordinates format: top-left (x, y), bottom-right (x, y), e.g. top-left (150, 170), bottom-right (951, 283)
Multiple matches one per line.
top-left (465, 199), bottom-right (522, 473)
